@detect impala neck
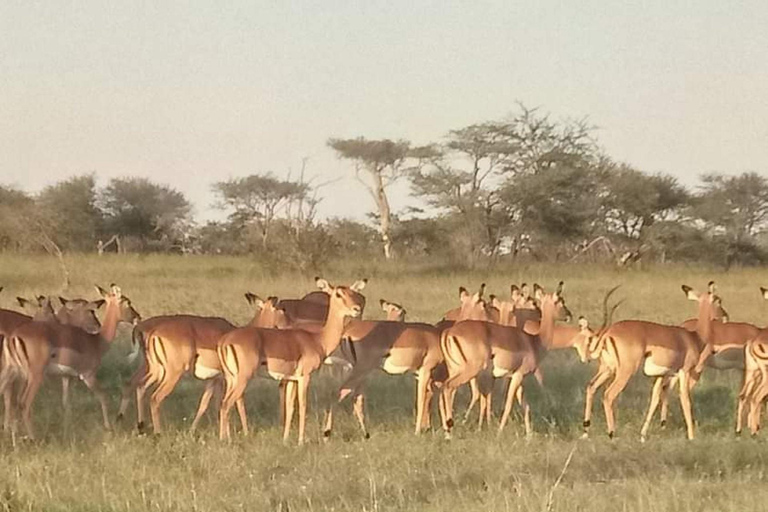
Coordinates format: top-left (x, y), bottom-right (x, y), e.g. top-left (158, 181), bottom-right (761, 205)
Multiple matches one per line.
top-left (548, 324), bottom-right (581, 350)
top-left (317, 298), bottom-right (350, 357)
top-left (696, 297), bottom-right (714, 346)
top-left (533, 299), bottom-right (558, 348)
top-left (99, 301), bottom-right (121, 343)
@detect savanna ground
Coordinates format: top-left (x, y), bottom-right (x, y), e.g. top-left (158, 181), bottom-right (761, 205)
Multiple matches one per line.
top-left (0, 254), bottom-right (767, 512)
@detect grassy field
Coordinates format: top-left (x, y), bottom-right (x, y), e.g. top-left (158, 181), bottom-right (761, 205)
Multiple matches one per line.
top-left (0, 254), bottom-right (767, 511)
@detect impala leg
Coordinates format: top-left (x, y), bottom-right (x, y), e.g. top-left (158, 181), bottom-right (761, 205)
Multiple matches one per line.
top-left (19, 373), bottom-right (45, 440)
top-left (283, 380), bottom-right (297, 443)
top-left (352, 393), bottom-right (369, 439)
top-left (149, 369), bottom-right (183, 434)
top-left (278, 380), bottom-right (287, 428)
top-left (464, 378), bottom-right (480, 424)
top-left (3, 387), bottom-right (14, 432)
top-left (660, 375), bottom-right (676, 428)
top-left (583, 366), bottom-right (613, 436)
top-left (640, 377), bottom-right (665, 442)
top-left (81, 374), bottom-right (111, 431)
top-left (476, 373), bottom-right (493, 430)
top-left (737, 369), bottom-right (759, 435)
top-left (749, 380), bottom-right (768, 435)
top-left (423, 383), bottom-right (434, 430)
top-left (498, 372), bottom-right (524, 433)
top-left (677, 370), bottom-right (695, 440)
top-left (190, 378), bottom-right (218, 432)
top-left (134, 365), bottom-right (161, 432)
top-left (516, 384), bottom-right (531, 437)
top-left (602, 370), bottom-right (633, 440)
top-left (296, 375), bottom-right (311, 446)
top-left (236, 398), bottom-right (248, 435)
top-left (117, 358), bottom-right (146, 422)
top-left (414, 368), bottom-right (430, 435)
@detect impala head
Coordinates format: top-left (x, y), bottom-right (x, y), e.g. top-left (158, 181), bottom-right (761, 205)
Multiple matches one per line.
top-left (18, 295), bottom-right (57, 321)
top-left (573, 316), bottom-right (598, 363)
top-left (318, 278), bottom-right (366, 319)
top-left (457, 283), bottom-right (490, 321)
top-left (681, 281), bottom-right (729, 322)
top-left (533, 281), bottom-right (572, 322)
top-left (96, 284), bottom-right (141, 325)
top-left (244, 292), bottom-right (289, 328)
top-left (316, 277), bottom-right (367, 315)
top-left (380, 299), bottom-right (406, 321)
top-left (57, 296), bottom-right (104, 334)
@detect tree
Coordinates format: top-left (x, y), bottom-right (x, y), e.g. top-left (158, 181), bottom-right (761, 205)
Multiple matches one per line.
top-left (328, 137), bottom-right (429, 259)
top-left (37, 174), bottom-right (102, 251)
top-left (99, 177), bottom-right (192, 252)
top-left (212, 173), bottom-right (309, 250)
top-left (602, 163), bottom-right (689, 240)
top-left (0, 185), bottom-right (36, 251)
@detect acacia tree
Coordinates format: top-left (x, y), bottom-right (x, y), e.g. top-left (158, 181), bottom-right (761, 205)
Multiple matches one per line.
top-left (328, 137), bottom-right (429, 259)
top-left (213, 173), bottom-right (309, 250)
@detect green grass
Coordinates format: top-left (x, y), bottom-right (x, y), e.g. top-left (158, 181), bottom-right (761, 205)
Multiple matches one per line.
top-left (1, 253), bottom-right (767, 511)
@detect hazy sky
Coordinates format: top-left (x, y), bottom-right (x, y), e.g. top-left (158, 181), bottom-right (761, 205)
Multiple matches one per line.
top-left (2, 1), bottom-right (767, 221)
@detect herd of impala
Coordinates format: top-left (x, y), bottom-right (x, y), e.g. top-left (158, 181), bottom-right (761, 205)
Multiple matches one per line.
top-left (0, 278), bottom-right (767, 444)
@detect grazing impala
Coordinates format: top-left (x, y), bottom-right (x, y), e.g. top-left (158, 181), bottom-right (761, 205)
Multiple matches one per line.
top-left (217, 279), bottom-right (366, 444)
top-left (323, 299), bottom-right (444, 438)
top-left (580, 285), bottom-right (720, 441)
top-left (4, 285), bottom-right (140, 439)
top-left (439, 283), bottom-right (569, 438)
top-left (122, 293), bottom-right (290, 434)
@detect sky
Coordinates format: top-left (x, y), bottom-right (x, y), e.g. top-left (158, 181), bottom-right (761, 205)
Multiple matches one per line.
top-left (1, 1), bottom-right (767, 222)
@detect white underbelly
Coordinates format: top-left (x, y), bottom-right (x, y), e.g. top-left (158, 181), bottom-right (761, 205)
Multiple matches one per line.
top-left (47, 364), bottom-right (79, 377)
top-left (492, 366), bottom-right (511, 378)
top-left (193, 362), bottom-right (221, 380)
top-left (643, 359), bottom-right (674, 377)
top-left (382, 358), bottom-right (411, 375)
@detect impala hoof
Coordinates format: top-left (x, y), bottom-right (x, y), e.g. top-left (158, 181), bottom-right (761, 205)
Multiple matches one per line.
top-left (660, 420), bottom-right (666, 429)
top-left (364, 433), bottom-right (370, 440)
top-left (446, 418), bottom-right (454, 429)
top-left (583, 420), bottom-right (590, 428)
top-left (735, 430), bottom-right (741, 437)
top-left (608, 431), bottom-right (614, 440)
top-left (323, 429), bottom-right (331, 438)
top-left (115, 413), bottom-right (124, 423)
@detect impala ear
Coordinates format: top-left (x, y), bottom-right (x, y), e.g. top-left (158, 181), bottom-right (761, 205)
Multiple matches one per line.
top-left (90, 299), bottom-right (106, 310)
top-left (459, 287), bottom-right (469, 300)
top-left (510, 285), bottom-right (520, 300)
top-left (36, 295), bottom-right (47, 305)
top-left (477, 283), bottom-right (486, 298)
top-left (17, 297), bottom-right (32, 308)
top-left (315, 277), bottom-right (333, 293)
top-left (707, 281), bottom-right (716, 294)
top-left (95, 285), bottom-right (110, 298)
top-left (267, 296), bottom-right (280, 307)
top-left (681, 285), bottom-right (699, 301)
top-left (762, 287), bottom-right (768, 300)
top-left (379, 299), bottom-right (389, 311)
top-left (350, 279), bottom-right (367, 292)
top-left (110, 284), bottom-right (122, 298)
top-left (521, 283), bottom-right (530, 299)
top-left (556, 281), bottom-right (564, 296)
top-left (578, 316), bottom-right (589, 330)
top-left (489, 295), bottom-right (502, 309)
top-left (244, 292), bottom-right (256, 305)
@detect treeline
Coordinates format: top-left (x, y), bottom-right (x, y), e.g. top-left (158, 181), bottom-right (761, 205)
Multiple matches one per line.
top-left (2, 106), bottom-right (767, 270)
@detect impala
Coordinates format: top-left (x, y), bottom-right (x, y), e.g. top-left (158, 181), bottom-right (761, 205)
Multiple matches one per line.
top-left (4, 285), bottom-right (140, 438)
top-left (278, 278), bottom-right (366, 325)
top-left (737, 286), bottom-right (768, 435)
top-left (217, 279), bottom-right (366, 444)
top-left (323, 299), bottom-right (444, 438)
top-left (439, 283), bottom-right (569, 438)
top-left (579, 285), bottom-right (720, 441)
top-left (122, 292), bottom-right (291, 434)
top-left (675, 282), bottom-right (759, 433)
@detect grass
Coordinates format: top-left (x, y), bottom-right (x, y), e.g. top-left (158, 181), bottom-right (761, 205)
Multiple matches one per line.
top-left (0, 253), bottom-right (767, 511)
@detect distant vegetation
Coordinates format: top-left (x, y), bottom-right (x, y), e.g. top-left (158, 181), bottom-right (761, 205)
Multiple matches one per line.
top-left (2, 105), bottom-right (767, 272)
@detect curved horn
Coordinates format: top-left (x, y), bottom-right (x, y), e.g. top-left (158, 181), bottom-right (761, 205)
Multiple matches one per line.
top-left (600, 285), bottom-right (622, 332)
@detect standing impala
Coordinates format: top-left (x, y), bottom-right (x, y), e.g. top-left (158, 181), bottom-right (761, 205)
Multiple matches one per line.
top-left (439, 283), bottom-right (569, 438)
top-left (579, 285), bottom-right (719, 441)
top-left (122, 293), bottom-right (291, 434)
top-left (322, 299), bottom-right (444, 439)
top-left (4, 285), bottom-right (140, 439)
top-left (217, 279), bottom-right (366, 444)
top-left (737, 287), bottom-right (768, 435)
